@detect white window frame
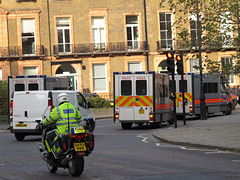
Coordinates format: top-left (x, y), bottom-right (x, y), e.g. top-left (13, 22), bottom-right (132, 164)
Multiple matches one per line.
top-left (92, 64), bottom-right (107, 93)
top-left (128, 62), bottom-right (142, 72)
top-left (220, 11), bottom-right (233, 47)
top-left (190, 13), bottom-right (198, 48)
top-left (126, 15), bottom-right (140, 50)
top-left (57, 17), bottom-right (72, 54)
top-left (23, 67), bottom-right (38, 75)
top-left (190, 58), bottom-right (200, 73)
top-left (91, 16), bottom-right (106, 51)
top-left (221, 57), bottom-right (235, 85)
top-left (21, 19), bottom-right (36, 55)
top-left (0, 68), bottom-right (2, 80)
top-left (159, 12), bottom-right (174, 50)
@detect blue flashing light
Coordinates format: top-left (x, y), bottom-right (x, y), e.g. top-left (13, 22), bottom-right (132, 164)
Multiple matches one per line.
top-left (8, 75), bottom-right (46, 78)
top-left (122, 72), bottom-right (131, 74)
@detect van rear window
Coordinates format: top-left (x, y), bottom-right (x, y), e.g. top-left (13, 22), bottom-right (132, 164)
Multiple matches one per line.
top-left (29, 83), bottom-right (39, 90)
top-left (121, 80), bottom-right (132, 96)
top-left (15, 84), bottom-right (25, 91)
top-left (136, 80), bottom-right (147, 95)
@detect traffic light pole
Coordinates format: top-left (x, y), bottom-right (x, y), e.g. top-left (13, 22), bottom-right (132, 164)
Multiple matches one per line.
top-left (172, 72), bottom-right (177, 128)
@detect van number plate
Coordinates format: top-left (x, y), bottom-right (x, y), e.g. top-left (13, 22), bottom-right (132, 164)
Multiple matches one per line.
top-left (74, 142), bottom-right (86, 151)
top-left (15, 124), bottom-right (27, 127)
top-left (139, 109), bottom-right (145, 114)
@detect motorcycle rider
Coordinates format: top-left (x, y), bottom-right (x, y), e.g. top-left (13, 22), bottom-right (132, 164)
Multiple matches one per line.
top-left (42, 93), bottom-right (82, 157)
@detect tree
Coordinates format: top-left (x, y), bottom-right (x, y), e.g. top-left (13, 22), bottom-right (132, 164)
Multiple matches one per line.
top-left (160, 0), bottom-right (240, 119)
top-left (160, 0), bottom-right (240, 77)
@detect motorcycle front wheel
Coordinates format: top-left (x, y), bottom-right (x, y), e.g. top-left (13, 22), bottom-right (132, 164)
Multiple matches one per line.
top-left (68, 156), bottom-right (84, 177)
top-left (47, 163), bottom-right (58, 173)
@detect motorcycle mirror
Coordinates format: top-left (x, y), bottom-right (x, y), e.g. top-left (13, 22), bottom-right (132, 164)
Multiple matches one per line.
top-left (35, 120), bottom-right (41, 124)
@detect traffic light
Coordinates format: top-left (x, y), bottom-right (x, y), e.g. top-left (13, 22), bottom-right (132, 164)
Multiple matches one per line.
top-left (176, 54), bottom-right (183, 74)
top-left (166, 52), bottom-right (175, 73)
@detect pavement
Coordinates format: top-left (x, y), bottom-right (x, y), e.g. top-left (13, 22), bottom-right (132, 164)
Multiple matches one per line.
top-left (153, 108), bottom-right (240, 153)
top-left (1, 107), bottom-right (240, 153)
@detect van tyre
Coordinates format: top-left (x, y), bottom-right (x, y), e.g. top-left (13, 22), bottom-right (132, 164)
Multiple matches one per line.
top-left (15, 133), bottom-right (25, 141)
top-left (224, 104), bottom-right (232, 115)
top-left (121, 123), bottom-right (132, 129)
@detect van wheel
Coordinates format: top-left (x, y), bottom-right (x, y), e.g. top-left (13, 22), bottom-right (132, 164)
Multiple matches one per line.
top-left (224, 104), bottom-right (232, 115)
top-left (151, 122), bottom-right (160, 129)
top-left (121, 123), bottom-right (132, 129)
top-left (15, 133), bottom-right (25, 141)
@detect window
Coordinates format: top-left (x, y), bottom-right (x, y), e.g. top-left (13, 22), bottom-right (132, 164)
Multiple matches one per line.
top-left (28, 83), bottom-right (39, 90)
top-left (126, 15), bottom-right (140, 50)
top-left (159, 13), bottom-right (173, 49)
top-left (221, 57), bottom-right (235, 84)
top-left (190, 58), bottom-right (200, 73)
top-left (190, 13), bottom-right (199, 47)
top-left (77, 93), bottom-right (86, 109)
top-left (0, 68), bottom-right (2, 80)
top-left (15, 84), bottom-right (25, 91)
top-left (136, 80), bottom-right (147, 95)
top-left (121, 80), bottom-right (132, 96)
top-left (16, 0), bottom-right (37, 2)
top-left (91, 17), bottom-right (106, 51)
top-left (220, 11), bottom-right (233, 47)
top-left (21, 19), bottom-right (36, 55)
top-left (57, 17), bottom-right (71, 54)
top-left (179, 80), bottom-right (187, 92)
top-left (204, 83), bottom-right (218, 93)
top-left (23, 67), bottom-right (37, 75)
top-left (92, 64), bottom-right (107, 92)
top-left (128, 62), bottom-right (141, 71)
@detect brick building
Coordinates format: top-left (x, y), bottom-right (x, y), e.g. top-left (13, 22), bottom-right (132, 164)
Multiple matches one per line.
top-left (0, 0), bottom-right (238, 99)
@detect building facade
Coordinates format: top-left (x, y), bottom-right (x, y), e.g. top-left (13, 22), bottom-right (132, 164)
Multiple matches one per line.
top-left (0, 0), bottom-right (238, 99)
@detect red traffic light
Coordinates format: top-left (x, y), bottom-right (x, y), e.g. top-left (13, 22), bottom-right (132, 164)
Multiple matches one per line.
top-left (176, 55), bottom-right (182, 61)
top-left (167, 52), bottom-right (173, 58)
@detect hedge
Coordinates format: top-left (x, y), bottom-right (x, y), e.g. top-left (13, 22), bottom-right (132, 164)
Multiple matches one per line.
top-left (0, 81), bottom-right (8, 116)
top-left (86, 96), bottom-right (111, 108)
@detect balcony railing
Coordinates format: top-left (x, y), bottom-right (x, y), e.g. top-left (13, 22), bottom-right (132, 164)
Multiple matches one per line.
top-left (53, 41), bottom-right (148, 55)
top-left (0, 45), bottom-right (45, 58)
top-left (157, 38), bottom-right (239, 52)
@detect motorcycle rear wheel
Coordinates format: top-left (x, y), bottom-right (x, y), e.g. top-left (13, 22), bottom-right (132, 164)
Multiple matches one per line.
top-left (47, 163), bottom-right (58, 173)
top-left (68, 157), bottom-right (84, 177)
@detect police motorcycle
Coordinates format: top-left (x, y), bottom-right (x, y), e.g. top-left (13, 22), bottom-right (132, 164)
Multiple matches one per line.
top-left (36, 119), bottom-right (94, 177)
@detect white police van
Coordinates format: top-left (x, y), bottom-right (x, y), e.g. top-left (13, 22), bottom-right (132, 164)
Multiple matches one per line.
top-left (9, 90), bottom-right (95, 140)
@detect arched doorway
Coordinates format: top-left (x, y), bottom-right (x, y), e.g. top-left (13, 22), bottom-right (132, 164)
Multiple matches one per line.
top-left (55, 64), bottom-right (78, 90)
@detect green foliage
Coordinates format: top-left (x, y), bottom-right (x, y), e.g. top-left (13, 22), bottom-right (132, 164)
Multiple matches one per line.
top-left (87, 96), bottom-right (111, 109)
top-left (161, 0), bottom-right (240, 77)
top-left (0, 81), bottom-right (8, 116)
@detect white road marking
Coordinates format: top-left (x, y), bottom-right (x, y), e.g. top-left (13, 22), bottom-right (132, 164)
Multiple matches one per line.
top-left (232, 160), bottom-right (240, 163)
top-left (137, 134), bottom-right (148, 143)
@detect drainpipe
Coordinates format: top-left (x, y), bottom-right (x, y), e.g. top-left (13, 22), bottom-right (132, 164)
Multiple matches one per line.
top-left (47, 0), bottom-right (52, 56)
top-left (143, 0), bottom-right (149, 71)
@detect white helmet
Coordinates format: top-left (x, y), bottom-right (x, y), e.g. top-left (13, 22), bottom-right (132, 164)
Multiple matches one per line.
top-left (57, 93), bottom-right (69, 105)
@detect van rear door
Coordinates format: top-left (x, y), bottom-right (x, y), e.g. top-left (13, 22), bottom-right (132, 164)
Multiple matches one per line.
top-left (13, 92), bottom-right (30, 130)
top-left (13, 91), bottom-right (48, 131)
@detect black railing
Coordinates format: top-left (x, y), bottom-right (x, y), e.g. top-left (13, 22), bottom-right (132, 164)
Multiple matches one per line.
top-left (53, 41), bottom-right (148, 55)
top-left (157, 38), bottom-right (238, 52)
top-left (0, 45), bottom-right (44, 57)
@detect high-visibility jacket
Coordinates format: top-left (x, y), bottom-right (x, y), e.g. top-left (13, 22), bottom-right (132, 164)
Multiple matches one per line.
top-left (43, 102), bottom-right (82, 135)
